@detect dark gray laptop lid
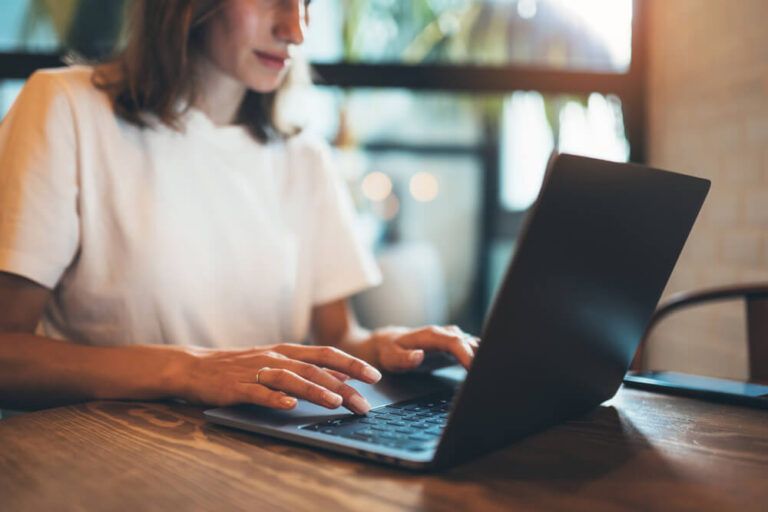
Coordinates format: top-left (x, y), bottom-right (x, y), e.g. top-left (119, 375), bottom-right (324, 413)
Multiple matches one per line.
top-left (434, 153), bottom-right (710, 467)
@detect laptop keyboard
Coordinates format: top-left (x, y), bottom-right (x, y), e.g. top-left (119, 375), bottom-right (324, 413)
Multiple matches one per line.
top-left (300, 392), bottom-right (454, 452)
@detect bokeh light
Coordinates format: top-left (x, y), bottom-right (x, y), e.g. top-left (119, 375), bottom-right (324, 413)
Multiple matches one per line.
top-left (361, 171), bottom-right (393, 202)
top-left (409, 172), bottom-right (440, 202)
top-left (380, 194), bottom-right (400, 221)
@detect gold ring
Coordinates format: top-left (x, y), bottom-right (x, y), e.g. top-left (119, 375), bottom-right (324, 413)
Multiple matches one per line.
top-left (256, 367), bottom-right (269, 385)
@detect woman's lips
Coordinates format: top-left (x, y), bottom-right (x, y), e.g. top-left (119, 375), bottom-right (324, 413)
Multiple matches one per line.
top-left (254, 50), bottom-right (289, 70)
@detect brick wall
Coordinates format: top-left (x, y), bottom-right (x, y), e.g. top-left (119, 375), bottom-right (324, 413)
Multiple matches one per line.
top-left (645, 0), bottom-right (768, 378)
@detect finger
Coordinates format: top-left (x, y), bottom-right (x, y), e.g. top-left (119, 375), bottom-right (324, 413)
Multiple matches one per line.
top-left (379, 343), bottom-right (425, 372)
top-left (256, 368), bottom-right (345, 410)
top-left (277, 360), bottom-right (372, 414)
top-left (274, 344), bottom-right (382, 384)
top-left (234, 349), bottom-right (288, 362)
top-left (324, 368), bottom-right (351, 382)
top-left (445, 325), bottom-right (464, 335)
top-left (441, 326), bottom-right (480, 353)
top-left (442, 326), bottom-right (477, 342)
top-left (232, 383), bottom-right (298, 409)
top-left (396, 327), bottom-right (474, 369)
top-left (254, 354), bottom-right (353, 383)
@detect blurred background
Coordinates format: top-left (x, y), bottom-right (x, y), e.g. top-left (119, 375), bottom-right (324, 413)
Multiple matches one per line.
top-left (2, 1), bottom-right (766, 381)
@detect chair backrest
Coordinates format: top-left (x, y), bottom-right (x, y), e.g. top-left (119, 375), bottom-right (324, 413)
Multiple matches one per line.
top-left (632, 284), bottom-right (768, 383)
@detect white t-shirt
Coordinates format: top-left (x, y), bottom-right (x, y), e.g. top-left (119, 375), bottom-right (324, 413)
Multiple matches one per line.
top-left (0, 66), bottom-right (381, 348)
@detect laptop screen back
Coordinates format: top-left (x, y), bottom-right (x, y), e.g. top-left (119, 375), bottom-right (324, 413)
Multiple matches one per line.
top-left (434, 154), bottom-right (710, 467)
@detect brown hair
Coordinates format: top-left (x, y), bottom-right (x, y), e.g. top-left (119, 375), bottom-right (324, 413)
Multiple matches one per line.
top-left (93, 0), bottom-right (305, 142)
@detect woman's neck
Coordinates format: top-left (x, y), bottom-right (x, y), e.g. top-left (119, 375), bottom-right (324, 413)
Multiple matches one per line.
top-left (193, 57), bottom-right (247, 126)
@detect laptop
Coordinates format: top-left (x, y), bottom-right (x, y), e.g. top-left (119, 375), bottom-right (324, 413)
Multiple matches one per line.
top-left (205, 153), bottom-right (710, 470)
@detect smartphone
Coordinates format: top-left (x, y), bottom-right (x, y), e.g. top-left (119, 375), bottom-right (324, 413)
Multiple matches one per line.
top-left (623, 371), bottom-right (768, 409)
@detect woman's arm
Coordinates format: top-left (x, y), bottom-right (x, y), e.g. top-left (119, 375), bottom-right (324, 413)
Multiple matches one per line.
top-left (311, 299), bottom-right (479, 373)
top-left (0, 272), bottom-right (380, 413)
top-left (0, 271), bottom-right (193, 410)
top-left (0, 333), bottom-right (187, 411)
top-left (0, 272), bottom-right (206, 409)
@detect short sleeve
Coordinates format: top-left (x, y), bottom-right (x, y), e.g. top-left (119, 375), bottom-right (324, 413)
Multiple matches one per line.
top-left (0, 70), bottom-right (80, 288)
top-left (309, 143), bottom-right (382, 305)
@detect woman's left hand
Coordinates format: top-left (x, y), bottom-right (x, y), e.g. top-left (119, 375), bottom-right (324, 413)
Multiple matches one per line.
top-left (367, 325), bottom-right (480, 373)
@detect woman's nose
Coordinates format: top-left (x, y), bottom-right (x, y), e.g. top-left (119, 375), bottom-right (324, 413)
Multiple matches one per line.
top-left (273, 1), bottom-right (306, 45)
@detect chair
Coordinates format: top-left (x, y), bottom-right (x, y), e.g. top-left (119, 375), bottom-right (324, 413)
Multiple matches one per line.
top-left (631, 284), bottom-right (768, 383)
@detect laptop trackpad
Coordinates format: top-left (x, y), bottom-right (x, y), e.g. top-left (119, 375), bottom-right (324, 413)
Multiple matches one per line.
top-left (205, 368), bottom-right (465, 428)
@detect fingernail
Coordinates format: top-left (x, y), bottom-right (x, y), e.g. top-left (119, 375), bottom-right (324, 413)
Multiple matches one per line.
top-left (363, 366), bottom-right (382, 383)
top-left (279, 396), bottom-right (297, 408)
top-left (323, 390), bottom-right (343, 407)
top-left (410, 350), bottom-right (424, 363)
top-left (349, 395), bottom-right (371, 415)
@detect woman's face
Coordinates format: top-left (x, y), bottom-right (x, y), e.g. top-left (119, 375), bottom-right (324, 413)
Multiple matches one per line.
top-left (201, 0), bottom-right (309, 93)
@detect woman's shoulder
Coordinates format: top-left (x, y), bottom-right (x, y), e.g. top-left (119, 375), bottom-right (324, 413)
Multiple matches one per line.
top-left (279, 132), bottom-right (353, 198)
top-left (24, 65), bottom-right (109, 111)
top-left (282, 131), bottom-right (334, 168)
top-left (32, 63), bottom-right (92, 80)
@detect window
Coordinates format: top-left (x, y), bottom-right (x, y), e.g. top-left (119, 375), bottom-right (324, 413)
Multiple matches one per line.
top-left (0, 80), bottom-right (25, 117)
top-left (0, 0), bottom-right (125, 58)
top-left (305, 0), bottom-right (633, 72)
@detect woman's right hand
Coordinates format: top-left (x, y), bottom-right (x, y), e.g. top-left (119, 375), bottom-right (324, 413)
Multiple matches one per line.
top-left (176, 343), bottom-right (382, 414)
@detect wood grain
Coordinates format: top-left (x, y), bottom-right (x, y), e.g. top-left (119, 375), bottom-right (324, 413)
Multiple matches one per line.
top-left (1, 388), bottom-right (767, 511)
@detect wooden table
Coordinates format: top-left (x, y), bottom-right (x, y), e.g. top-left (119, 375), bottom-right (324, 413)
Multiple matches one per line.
top-left (1, 387), bottom-right (767, 511)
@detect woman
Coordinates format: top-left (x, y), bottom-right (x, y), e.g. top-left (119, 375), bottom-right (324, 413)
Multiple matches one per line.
top-left (0, 0), bottom-right (477, 415)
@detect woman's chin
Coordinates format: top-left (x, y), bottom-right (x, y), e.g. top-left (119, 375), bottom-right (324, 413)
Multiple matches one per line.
top-left (244, 74), bottom-right (287, 94)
